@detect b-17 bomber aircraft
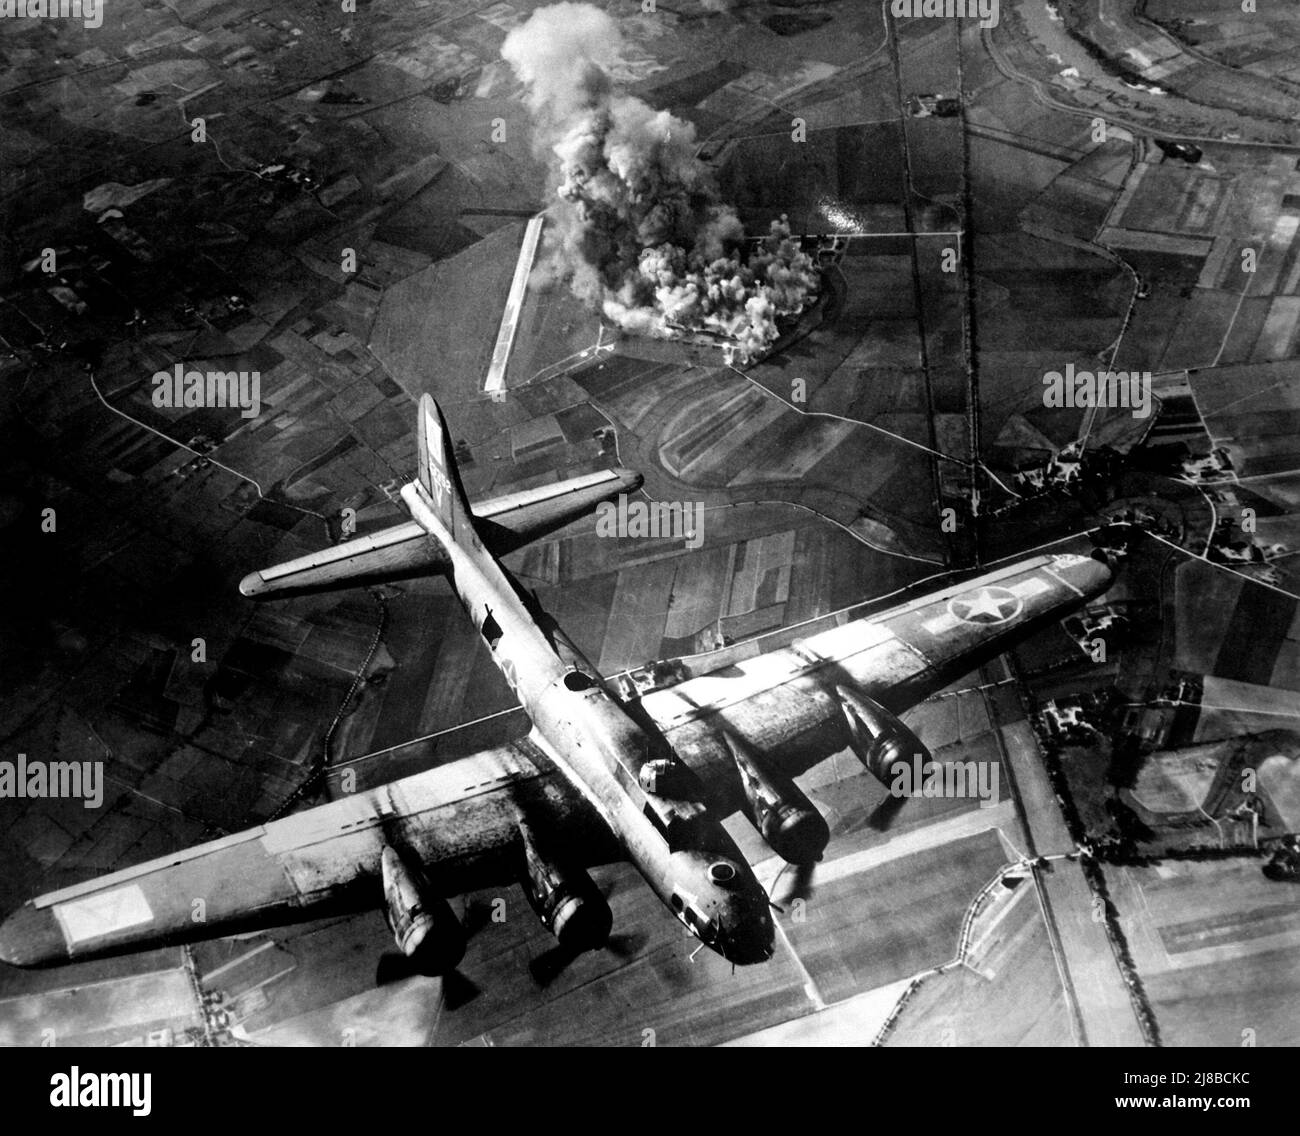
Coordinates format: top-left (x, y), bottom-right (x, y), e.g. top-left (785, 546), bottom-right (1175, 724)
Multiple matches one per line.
top-left (0, 396), bottom-right (1115, 978)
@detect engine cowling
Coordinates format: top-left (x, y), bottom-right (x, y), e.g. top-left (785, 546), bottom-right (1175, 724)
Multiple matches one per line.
top-left (837, 686), bottom-right (932, 790)
top-left (518, 819), bottom-right (612, 953)
top-left (724, 734), bottom-right (830, 864)
top-left (381, 844), bottom-right (466, 974)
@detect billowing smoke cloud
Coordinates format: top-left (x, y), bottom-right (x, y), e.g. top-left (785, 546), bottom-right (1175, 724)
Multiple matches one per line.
top-left (501, 2), bottom-right (818, 363)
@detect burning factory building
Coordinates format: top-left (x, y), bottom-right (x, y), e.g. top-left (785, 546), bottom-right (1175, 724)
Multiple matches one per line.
top-left (501, 3), bottom-right (821, 366)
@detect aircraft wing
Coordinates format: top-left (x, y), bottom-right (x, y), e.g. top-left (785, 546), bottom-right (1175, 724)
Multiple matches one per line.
top-left (240, 468), bottom-right (641, 600)
top-left (639, 552), bottom-right (1114, 797)
top-left (0, 736), bottom-right (616, 968)
top-left (1, 551), bottom-right (1111, 967)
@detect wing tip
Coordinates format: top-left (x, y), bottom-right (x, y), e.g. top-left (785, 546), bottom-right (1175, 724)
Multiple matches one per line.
top-left (238, 571), bottom-right (268, 598)
top-left (615, 468), bottom-right (644, 495)
top-left (0, 902), bottom-right (68, 969)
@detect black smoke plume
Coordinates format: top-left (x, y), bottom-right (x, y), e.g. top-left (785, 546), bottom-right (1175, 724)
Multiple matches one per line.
top-left (501, 2), bottom-right (819, 362)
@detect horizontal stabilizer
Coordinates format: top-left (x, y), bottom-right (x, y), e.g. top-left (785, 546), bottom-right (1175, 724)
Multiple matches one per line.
top-left (241, 467), bottom-right (641, 600)
top-left (240, 519), bottom-right (444, 599)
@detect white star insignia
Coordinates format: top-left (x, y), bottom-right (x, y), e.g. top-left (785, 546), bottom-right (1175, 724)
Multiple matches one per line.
top-left (949, 586), bottom-right (1021, 624)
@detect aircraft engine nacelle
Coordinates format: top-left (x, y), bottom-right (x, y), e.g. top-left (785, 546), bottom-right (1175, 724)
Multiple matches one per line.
top-left (837, 686), bottom-right (932, 789)
top-left (381, 845), bottom-right (466, 974)
top-left (724, 734), bottom-right (830, 864)
top-left (518, 820), bottom-right (612, 953)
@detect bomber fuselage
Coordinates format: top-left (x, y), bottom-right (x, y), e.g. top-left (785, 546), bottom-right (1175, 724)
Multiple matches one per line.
top-left (400, 481), bottom-right (774, 964)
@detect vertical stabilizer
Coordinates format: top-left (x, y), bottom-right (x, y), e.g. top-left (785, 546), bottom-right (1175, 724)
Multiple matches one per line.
top-left (415, 394), bottom-right (474, 542)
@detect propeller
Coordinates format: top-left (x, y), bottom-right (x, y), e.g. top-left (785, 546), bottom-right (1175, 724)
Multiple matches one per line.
top-left (769, 859), bottom-right (818, 908)
top-left (374, 879), bottom-right (488, 1010)
top-left (768, 796), bottom-right (910, 910)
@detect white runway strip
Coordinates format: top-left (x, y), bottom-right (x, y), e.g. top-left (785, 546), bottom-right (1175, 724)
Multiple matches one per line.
top-left (484, 213), bottom-right (546, 398)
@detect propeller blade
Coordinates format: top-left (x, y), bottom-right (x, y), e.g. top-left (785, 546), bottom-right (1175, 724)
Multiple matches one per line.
top-left (787, 861), bottom-right (817, 903)
top-left (770, 860), bottom-right (818, 906)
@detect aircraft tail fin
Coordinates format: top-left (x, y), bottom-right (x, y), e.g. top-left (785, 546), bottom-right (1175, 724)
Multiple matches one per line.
top-left (414, 394), bottom-right (474, 543)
